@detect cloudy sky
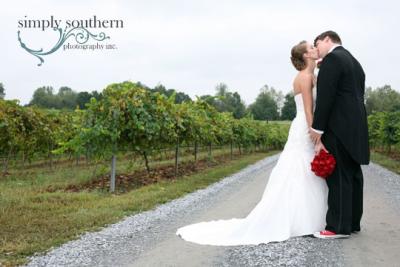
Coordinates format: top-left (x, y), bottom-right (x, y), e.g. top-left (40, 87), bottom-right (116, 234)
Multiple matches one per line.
top-left (1, 0), bottom-right (398, 106)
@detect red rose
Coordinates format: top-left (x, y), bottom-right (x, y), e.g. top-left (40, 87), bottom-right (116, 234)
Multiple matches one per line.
top-left (310, 150), bottom-right (336, 178)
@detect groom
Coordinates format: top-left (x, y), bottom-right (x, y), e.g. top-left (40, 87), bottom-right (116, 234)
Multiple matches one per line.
top-left (309, 31), bottom-right (370, 239)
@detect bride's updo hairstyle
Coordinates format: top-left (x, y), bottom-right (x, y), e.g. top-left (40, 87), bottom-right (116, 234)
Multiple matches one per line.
top-left (290, 41), bottom-right (308, 71)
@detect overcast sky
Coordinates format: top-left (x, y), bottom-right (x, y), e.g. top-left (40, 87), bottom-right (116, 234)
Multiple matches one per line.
top-left (1, 0), bottom-right (398, 106)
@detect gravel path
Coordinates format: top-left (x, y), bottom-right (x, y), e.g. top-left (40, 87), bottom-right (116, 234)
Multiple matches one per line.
top-left (24, 154), bottom-right (400, 267)
top-left (341, 163), bottom-right (400, 266)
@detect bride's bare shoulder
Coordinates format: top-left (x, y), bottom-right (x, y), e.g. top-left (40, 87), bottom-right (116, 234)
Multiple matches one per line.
top-left (293, 72), bottom-right (314, 95)
top-left (298, 72), bottom-right (314, 85)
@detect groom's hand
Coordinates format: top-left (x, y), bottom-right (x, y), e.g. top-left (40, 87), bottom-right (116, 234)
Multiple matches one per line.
top-left (309, 128), bottom-right (322, 145)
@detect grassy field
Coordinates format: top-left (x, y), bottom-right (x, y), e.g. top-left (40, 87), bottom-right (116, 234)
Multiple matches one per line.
top-left (0, 147), bottom-right (279, 266)
top-left (370, 150), bottom-right (400, 174)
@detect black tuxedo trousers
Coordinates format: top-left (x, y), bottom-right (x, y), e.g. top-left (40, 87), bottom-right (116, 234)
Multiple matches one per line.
top-left (322, 129), bottom-right (363, 234)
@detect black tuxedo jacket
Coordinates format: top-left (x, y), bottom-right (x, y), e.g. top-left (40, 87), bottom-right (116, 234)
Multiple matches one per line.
top-left (312, 46), bottom-right (370, 165)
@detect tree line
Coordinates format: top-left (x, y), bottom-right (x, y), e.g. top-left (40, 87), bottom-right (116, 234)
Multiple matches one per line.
top-left (1, 82), bottom-right (399, 121)
top-left (0, 81), bottom-right (297, 121)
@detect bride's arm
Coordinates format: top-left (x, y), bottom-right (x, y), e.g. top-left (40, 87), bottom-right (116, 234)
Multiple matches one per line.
top-left (300, 75), bottom-right (314, 129)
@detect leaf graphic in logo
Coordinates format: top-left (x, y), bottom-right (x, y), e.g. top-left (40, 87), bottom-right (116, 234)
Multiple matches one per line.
top-left (17, 26), bottom-right (110, 66)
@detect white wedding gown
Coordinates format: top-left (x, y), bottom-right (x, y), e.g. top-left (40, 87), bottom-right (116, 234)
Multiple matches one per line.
top-left (176, 87), bottom-right (328, 245)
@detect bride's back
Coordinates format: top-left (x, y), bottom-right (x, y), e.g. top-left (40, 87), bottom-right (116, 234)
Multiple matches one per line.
top-left (292, 72), bottom-right (316, 116)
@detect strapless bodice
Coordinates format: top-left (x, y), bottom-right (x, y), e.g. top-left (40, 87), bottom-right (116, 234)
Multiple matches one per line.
top-left (294, 86), bottom-right (316, 116)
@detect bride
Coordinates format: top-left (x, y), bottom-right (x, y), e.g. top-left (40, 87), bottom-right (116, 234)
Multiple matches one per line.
top-left (175, 41), bottom-right (328, 245)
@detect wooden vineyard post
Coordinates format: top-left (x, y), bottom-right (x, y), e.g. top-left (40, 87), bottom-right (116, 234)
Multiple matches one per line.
top-left (208, 142), bottom-right (212, 161)
top-left (110, 154), bottom-right (116, 193)
top-left (175, 136), bottom-right (179, 177)
top-left (110, 109), bottom-right (118, 193)
top-left (194, 141), bottom-right (198, 162)
top-left (230, 141), bottom-right (233, 160)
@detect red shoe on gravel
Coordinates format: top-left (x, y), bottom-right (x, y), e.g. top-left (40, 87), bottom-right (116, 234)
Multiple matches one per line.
top-left (313, 230), bottom-right (350, 239)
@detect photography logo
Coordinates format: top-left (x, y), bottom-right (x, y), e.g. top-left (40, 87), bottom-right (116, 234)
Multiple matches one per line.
top-left (17, 15), bottom-right (123, 66)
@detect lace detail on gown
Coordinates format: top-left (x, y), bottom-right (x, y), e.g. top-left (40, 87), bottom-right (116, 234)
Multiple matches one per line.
top-left (175, 86), bottom-right (328, 246)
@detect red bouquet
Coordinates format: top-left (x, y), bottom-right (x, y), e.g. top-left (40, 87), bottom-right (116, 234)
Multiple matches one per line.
top-left (311, 150), bottom-right (336, 179)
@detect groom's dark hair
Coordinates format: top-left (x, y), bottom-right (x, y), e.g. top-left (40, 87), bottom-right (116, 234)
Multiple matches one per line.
top-left (314, 31), bottom-right (342, 46)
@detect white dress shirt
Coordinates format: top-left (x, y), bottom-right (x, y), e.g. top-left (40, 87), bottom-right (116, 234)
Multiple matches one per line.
top-left (310, 44), bottom-right (342, 135)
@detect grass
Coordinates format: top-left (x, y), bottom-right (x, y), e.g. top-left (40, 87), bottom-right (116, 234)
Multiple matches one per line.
top-left (370, 150), bottom-right (400, 175)
top-left (0, 148), bottom-right (279, 266)
top-left (1, 147), bottom-right (244, 193)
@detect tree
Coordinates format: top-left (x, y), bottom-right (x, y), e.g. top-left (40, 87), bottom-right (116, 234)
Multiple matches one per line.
top-left (212, 83), bottom-right (246, 119)
top-left (29, 86), bottom-right (59, 108)
top-left (151, 83), bottom-right (192, 104)
top-left (57, 86), bottom-right (77, 109)
top-left (91, 90), bottom-right (103, 101)
top-left (365, 85), bottom-right (400, 114)
top-left (273, 89), bottom-right (284, 115)
top-left (248, 85), bottom-right (280, 121)
top-left (280, 93), bottom-right (296, 120)
top-left (215, 82), bottom-right (228, 97)
top-left (199, 94), bottom-right (218, 107)
top-left (174, 91), bottom-right (192, 103)
top-left (76, 91), bottom-right (92, 109)
top-left (0, 83), bottom-right (5, 99)
top-left (29, 86), bottom-right (101, 109)
top-left (381, 111), bottom-right (400, 152)
top-left (214, 90), bottom-right (247, 119)
top-left (230, 92), bottom-right (247, 119)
